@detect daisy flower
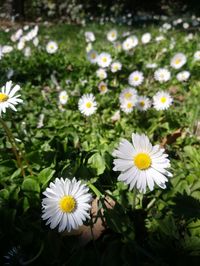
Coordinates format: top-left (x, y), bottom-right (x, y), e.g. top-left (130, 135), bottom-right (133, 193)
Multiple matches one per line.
top-left (59, 91), bottom-right (68, 105)
top-left (119, 87), bottom-right (138, 104)
top-left (42, 177), bottom-right (92, 232)
top-left (98, 81), bottom-right (108, 94)
top-left (111, 61), bottom-right (122, 73)
top-left (194, 51), bottom-right (200, 60)
top-left (153, 91), bottom-right (173, 111)
top-left (97, 52), bottom-right (112, 68)
top-left (107, 29), bottom-right (118, 42)
top-left (113, 133), bottom-right (172, 193)
top-left (141, 33), bottom-right (151, 44)
top-left (120, 100), bottom-right (135, 113)
top-left (122, 36), bottom-right (138, 51)
top-left (170, 53), bottom-right (187, 69)
top-left (146, 63), bottom-right (157, 69)
top-left (136, 96), bottom-right (151, 111)
top-left (128, 71), bottom-right (144, 87)
top-left (154, 68), bottom-right (171, 83)
top-left (46, 41), bottom-right (58, 54)
top-left (96, 68), bottom-right (107, 80)
top-left (0, 81), bottom-right (23, 116)
top-left (85, 31), bottom-right (95, 42)
top-left (176, 71), bottom-right (190, 82)
top-left (87, 50), bottom-right (98, 64)
top-left (78, 93), bottom-right (97, 116)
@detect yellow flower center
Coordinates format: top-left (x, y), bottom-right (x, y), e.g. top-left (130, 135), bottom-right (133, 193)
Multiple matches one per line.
top-left (160, 97), bottom-right (167, 103)
top-left (0, 93), bottom-right (9, 102)
top-left (133, 76), bottom-right (139, 81)
top-left (127, 102), bottom-right (133, 109)
top-left (175, 58), bottom-right (181, 65)
top-left (111, 32), bottom-right (116, 37)
top-left (124, 92), bottom-right (132, 99)
top-left (102, 57), bottom-right (107, 63)
top-left (86, 102), bottom-right (92, 108)
top-left (134, 153), bottom-right (152, 170)
top-left (59, 195), bottom-right (76, 213)
top-left (100, 85), bottom-right (107, 91)
top-left (140, 101), bottom-right (145, 107)
top-left (91, 53), bottom-right (96, 59)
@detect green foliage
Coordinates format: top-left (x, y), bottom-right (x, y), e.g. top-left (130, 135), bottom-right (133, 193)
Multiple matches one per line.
top-left (0, 21), bottom-right (200, 265)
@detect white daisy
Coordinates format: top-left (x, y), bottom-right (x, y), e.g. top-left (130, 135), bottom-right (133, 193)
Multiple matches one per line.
top-left (42, 177), bottom-right (92, 232)
top-left (87, 50), bottom-right (98, 64)
top-left (154, 68), bottom-right (171, 83)
top-left (170, 53), bottom-right (187, 69)
top-left (128, 71), bottom-right (144, 87)
top-left (146, 63), bottom-right (157, 69)
top-left (96, 68), bottom-right (107, 80)
top-left (119, 87), bottom-right (138, 104)
top-left (85, 31), bottom-right (95, 42)
top-left (59, 91), bottom-right (68, 105)
top-left (107, 29), bottom-right (118, 42)
top-left (78, 93), bottom-right (97, 116)
top-left (24, 47), bottom-right (31, 57)
top-left (194, 51), bottom-right (200, 60)
top-left (46, 41), bottom-right (58, 54)
top-left (153, 91), bottom-right (173, 111)
top-left (112, 133), bottom-right (172, 193)
top-left (155, 35), bottom-right (165, 42)
top-left (176, 71), bottom-right (190, 82)
top-left (98, 81), bottom-right (108, 94)
top-left (1, 45), bottom-right (13, 54)
top-left (111, 61), bottom-right (122, 73)
top-left (122, 36), bottom-right (138, 51)
top-left (97, 52), bottom-right (112, 68)
top-left (141, 33), bottom-right (151, 44)
top-left (120, 100), bottom-right (135, 113)
top-left (0, 81), bottom-right (23, 116)
top-left (136, 96), bottom-right (151, 111)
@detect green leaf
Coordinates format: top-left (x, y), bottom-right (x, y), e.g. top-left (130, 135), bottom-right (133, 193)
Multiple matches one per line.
top-left (38, 167), bottom-right (55, 188)
top-left (88, 153), bottom-right (106, 175)
top-left (22, 178), bottom-right (40, 193)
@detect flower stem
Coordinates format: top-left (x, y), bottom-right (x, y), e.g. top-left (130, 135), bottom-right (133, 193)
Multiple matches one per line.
top-left (132, 187), bottom-right (137, 210)
top-left (0, 117), bottom-right (25, 177)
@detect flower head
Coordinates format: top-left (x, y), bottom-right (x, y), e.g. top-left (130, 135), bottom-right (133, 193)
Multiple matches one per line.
top-left (46, 41), bottom-right (58, 54)
top-left (153, 91), bottom-right (173, 111)
top-left (136, 96), bottom-right (151, 111)
top-left (59, 91), bottom-right (68, 105)
top-left (42, 177), bottom-right (92, 232)
top-left (128, 71), bottom-right (144, 87)
top-left (112, 133), bottom-right (172, 193)
top-left (111, 61), bottom-right (122, 73)
top-left (176, 71), bottom-right (190, 82)
top-left (170, 53), bottom-right (187, 69)
top-left (87, 50), bottom-right (98, 64)
top-left (98, 81), bottom-right (108, 94)
top-left (78, 93), bottom-right (97, 116)
top-left (107, 29), bottom-right (118, 42)
top-left (97, 52), bottom-right (112, 68)
top-left (154, 68), bottom-right (171, 83)
top-left (0, 81), bottom-right (23, 116)
top-left (119, 87), bottom-right (138, 104)
top-left (96, 68), bottom-right (107, 80)
top-left (141, 33), bottom-right (151, 44)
